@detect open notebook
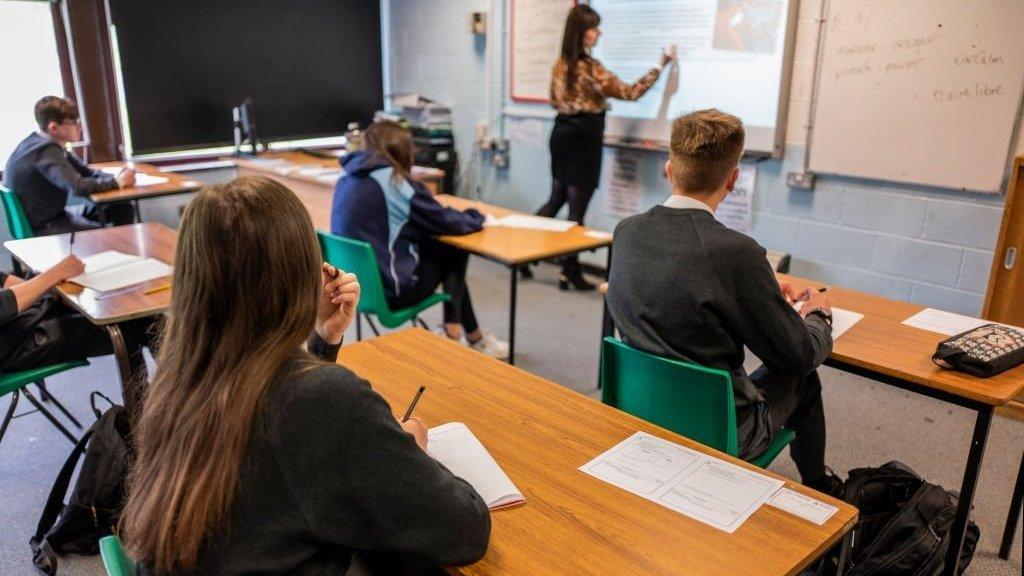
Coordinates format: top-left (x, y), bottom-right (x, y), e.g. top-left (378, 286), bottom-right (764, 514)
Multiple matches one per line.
top-left (427, 422), bottom-right (524, 510)
top-left (70, 251), bottom-right (173, 293)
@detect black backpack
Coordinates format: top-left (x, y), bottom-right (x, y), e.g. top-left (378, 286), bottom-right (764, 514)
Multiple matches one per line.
top-left (828, 460), bottom-right (980, 576)
top-left (30, 392), bottom-right (131, 575)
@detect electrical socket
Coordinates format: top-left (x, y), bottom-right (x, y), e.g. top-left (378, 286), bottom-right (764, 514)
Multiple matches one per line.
top-left (787, 171), bottom-right (816, 190)
top-left (475, 120), bottom-right (491, 150)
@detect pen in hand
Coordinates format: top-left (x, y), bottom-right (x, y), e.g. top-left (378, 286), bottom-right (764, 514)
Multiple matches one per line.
top-left (401, 385), bottom-right (426, 423)
top-left (69, 230), bottom-right (75, 255)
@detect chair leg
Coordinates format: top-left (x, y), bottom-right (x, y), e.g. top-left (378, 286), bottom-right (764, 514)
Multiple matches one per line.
top-left (365, 316), bottom-right (382, 337)
top-left (356, 314), bottom-right (363, 341)
top-left (415, 316), bottom-right (430, 330)
top-left (34, 382), bottom-right (83, 429)
top-left (0, 390), bottom-right (21, 446)
top-left (21, 388), bottom-right (78, 444)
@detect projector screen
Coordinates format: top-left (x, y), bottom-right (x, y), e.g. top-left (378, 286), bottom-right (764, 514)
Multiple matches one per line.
top-left (590, 0), bottom-right (797, 156)
top-left (109, 0), bottom-right (383, 155)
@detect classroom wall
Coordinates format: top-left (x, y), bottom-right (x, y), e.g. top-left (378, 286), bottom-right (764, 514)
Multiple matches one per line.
top-left (389, 0), bottom-right (1024, 316)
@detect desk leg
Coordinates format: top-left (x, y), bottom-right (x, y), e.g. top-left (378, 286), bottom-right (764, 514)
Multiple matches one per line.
top-left (999, 449), bottom-right (1024, 559)
top-left (508, 265), bottom-right (518, 365)
top-left (106, 324), bottom-right (141, 423)
top-left (942, 406), bottom-right (993, 576)
top-left (133, 199), bottom-right (141, 223)
top-left (833, 530), bottom-right (852, 576)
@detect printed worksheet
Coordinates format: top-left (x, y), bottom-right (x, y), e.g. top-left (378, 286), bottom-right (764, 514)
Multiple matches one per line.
top-left (580, 432), bottom-right (783, 533)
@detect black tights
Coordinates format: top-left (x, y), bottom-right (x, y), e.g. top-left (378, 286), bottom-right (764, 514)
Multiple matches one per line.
top-left (535, 179), bottom-right (596, 273)
top-left (387, 241), bottom-right (479, 334)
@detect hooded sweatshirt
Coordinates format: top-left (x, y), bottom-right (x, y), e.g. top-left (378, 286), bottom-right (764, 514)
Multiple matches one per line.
top-left (331, 151), bottom-right (483, 299)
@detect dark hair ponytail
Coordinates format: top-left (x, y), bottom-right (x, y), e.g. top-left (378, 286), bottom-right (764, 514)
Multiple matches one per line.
top-left (560, 5), bottom-right (601, 95)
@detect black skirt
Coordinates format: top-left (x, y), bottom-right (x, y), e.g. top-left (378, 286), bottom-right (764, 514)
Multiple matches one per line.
top-left (549, 112), bottom-right (606, 192)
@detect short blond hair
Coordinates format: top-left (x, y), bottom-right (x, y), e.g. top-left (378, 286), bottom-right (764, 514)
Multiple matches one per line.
top-left (669, 109), bottom-right (745, 194)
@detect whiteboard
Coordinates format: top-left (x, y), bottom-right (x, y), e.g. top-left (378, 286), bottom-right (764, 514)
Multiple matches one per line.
top-left (591, 0), bottom-right (798, 156)
top-left (808, 0), bottom-right (1024, 193)
top-left (510, 0), bottom-right (575, 102)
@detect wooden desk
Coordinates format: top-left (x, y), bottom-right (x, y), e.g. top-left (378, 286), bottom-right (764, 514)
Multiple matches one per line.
top-left (89, 162), bottom-right (202, 221)
top-left (775, 274), bottom-right (1024, 575)
top-left (238, 151), bottom-right (610, 364)
top-left (235, 151), bottom-right (444, 228)
top-left (339, 329), bottom-right (857, 576)
top-left (4, 223), bottom-right (176, 415)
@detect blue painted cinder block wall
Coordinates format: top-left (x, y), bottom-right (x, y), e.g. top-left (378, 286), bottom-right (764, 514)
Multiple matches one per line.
top-left (388, 0), bottom-right (1021, 315)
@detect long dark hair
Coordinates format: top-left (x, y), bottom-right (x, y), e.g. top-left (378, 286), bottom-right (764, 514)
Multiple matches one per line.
top-left (122, 176), bottom-right (321, 574)
top-left (365, 120), bottom-right (414, 184)
top-left (560, 4), bottom-right (601, 95)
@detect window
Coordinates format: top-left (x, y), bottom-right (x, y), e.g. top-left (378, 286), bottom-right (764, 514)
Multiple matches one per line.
top-left (0, 1), bottom-right (65, 169)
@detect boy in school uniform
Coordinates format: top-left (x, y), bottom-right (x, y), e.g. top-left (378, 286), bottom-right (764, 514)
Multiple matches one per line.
top-left (606, 108), bottom-right (841, 494)
top-left (3, 96), bottom-right (135, 236)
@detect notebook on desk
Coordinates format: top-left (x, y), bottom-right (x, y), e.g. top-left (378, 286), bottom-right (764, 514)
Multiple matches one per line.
top-left (427, 422), bottom-right (524, 510)
top-left (70, 250), bottom-right (173, 293)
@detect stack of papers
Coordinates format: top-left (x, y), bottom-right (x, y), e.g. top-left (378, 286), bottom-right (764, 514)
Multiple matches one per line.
top-left (428, 422), bottom-right (524, 510)
top-left (487, 214), bottom-right (577, 232)
top-left (70, 251), bottom-right (173, 293)
top-left (580, 432), bottom-right (784, 533)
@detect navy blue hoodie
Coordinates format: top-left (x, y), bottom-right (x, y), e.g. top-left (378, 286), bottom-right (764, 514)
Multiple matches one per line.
top-left (332, 151), bottom-right (483, 299)
top-left (3, 132), bottom-right (117, 230)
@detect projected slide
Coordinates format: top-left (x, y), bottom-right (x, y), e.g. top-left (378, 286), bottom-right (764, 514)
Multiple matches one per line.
top-left (590, 0), bottom-right (792, 153)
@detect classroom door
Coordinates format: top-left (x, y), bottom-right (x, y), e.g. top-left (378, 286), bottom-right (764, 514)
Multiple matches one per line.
top-left (984, 155), bottom-right (1024, 327)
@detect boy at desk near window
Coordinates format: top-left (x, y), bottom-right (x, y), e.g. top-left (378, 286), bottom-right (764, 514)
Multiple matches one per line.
top-left (0, 255), bottom-right (155, 375)
top-left (4, 96), bottom-right (136, 236)
top-left (606, 109), bottom-right (842, 495)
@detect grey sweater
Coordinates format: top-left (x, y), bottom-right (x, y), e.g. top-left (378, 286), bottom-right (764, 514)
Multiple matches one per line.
top-left (142, 335), bottom-right (491, 575)
top-left (607, 206), bottom-right (832, 453)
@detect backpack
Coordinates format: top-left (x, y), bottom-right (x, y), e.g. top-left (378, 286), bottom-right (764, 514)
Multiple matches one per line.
top-left (30, 392), bottom-right (131, 575)
top-left (822, 460), bottom-right (980, 576)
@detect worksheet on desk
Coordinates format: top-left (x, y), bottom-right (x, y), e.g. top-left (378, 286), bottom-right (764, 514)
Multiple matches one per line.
top-left (579, 432), bottom-right (783, 533)
top-left (793, 302), bottom-right (863, 341)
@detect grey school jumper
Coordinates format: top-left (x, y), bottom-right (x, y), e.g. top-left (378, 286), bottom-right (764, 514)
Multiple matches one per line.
top-left (607, 204), bottom-right (832, 460)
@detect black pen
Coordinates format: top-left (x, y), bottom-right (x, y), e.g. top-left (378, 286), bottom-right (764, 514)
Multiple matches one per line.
top-left (401, 385), bottom-right (426, 422)
top-left (818, 285), bottom-right (831, 293)
top-left (69, 230), bottom-right (75, 255)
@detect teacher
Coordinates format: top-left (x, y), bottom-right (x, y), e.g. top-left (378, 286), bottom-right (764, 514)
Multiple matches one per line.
top-left (532, 4), bottom-right (675, 291)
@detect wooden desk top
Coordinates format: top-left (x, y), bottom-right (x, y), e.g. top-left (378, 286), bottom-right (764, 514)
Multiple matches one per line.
top-left (779, 274), bottom-right (1024, 406)
top-left (89, 162), bottom-right (201, 203)
top-left (4, 223), bottom-right (176, 325)
top-left (234, 151), bottom-right (445, 187)
top-left (338, 329), bottom-right (857, 576)
top-left (434, 195), bottom-right (612, 265)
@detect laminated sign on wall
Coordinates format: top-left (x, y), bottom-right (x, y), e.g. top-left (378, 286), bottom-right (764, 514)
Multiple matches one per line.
top-left (716, 164), bottom-right (756, 236)
top-left (602, 148), bottom-right (644, 218)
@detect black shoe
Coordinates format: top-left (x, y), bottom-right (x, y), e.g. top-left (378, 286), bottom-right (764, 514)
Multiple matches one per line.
top-left (519, 265), bottom-right (534, 280)
top-left (558, 271), bottom-right (596, 291)
top-left (806, 467), bottom-right (845, 499)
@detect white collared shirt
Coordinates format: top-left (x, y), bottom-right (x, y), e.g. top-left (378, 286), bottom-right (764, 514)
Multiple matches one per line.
top-left (663, 194), bottom-right (714, 214)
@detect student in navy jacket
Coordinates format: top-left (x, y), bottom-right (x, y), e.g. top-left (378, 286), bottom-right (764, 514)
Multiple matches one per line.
top-left (3, 96), bottom-right (135, 235)
top-left (332, 121), bottom-right (509, 359)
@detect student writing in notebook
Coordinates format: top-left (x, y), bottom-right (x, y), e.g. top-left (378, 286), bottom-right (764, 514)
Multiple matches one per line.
top-left (0, 255), bottom-right (155, 375)
top-left (122, 176), bottom-right (490, 576)
top-left (606, 109), bottom-right (841, 495)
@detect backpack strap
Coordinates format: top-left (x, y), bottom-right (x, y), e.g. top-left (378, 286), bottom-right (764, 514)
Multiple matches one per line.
top-left (30, 424), bottom-right (96, 574)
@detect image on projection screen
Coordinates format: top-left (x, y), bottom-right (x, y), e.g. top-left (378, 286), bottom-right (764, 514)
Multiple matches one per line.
top-left (590, 0), bottom-right (790, 152)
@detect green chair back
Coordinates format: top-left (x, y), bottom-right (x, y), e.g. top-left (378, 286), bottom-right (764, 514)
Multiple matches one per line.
top-left (0, 361), bottom-right (89, 397)
top-left (99, 535), bottom-right (136, 576)
top-left (600, 337), bottom-right (794, 468)
top-left (316, 230), bottom-right (449, 329)
top-left (1, 186), bottom-right (34, 240)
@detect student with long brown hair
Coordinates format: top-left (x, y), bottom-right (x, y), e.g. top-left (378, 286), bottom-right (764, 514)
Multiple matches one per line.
top-left (332, 120), bottom-right (509, 359)
top-left (528, 4), bottom-right (675, 290)
top-left (122, 176), bottom-right (490, 575)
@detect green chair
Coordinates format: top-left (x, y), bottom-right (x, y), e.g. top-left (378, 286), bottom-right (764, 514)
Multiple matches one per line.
top-left (99, 535), bottom-right (136, 576)
top-left (317, 230), bottom-right (450, 340)
top-left (600, 337), bottom-right (794, 468)
top-left (1, 361), bottom-right (89, 446)
top-left (1, 185), bottom-right (34, 240)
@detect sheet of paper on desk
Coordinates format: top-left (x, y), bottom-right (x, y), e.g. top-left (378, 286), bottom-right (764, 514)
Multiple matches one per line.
top-left (98, 168), bottom-right (168, 186)
top-left (493, 214), bottom-right (576, 232)
top-left (793, 302), bottom-right (864, 340)
top-left (767, 487), bottom-right (838, 525)
top-left (70, 251), bottom-right (172, 293)
top-left (902, 308), bottom-right (995, 336)
top-left (579, 431), bottom-right (783, 533)
top-left (428, 422), bottom-right (524, 510)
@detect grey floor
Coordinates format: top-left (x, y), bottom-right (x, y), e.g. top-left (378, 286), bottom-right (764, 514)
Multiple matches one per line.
top-left (0, 259), bottom-right (1021, 575)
